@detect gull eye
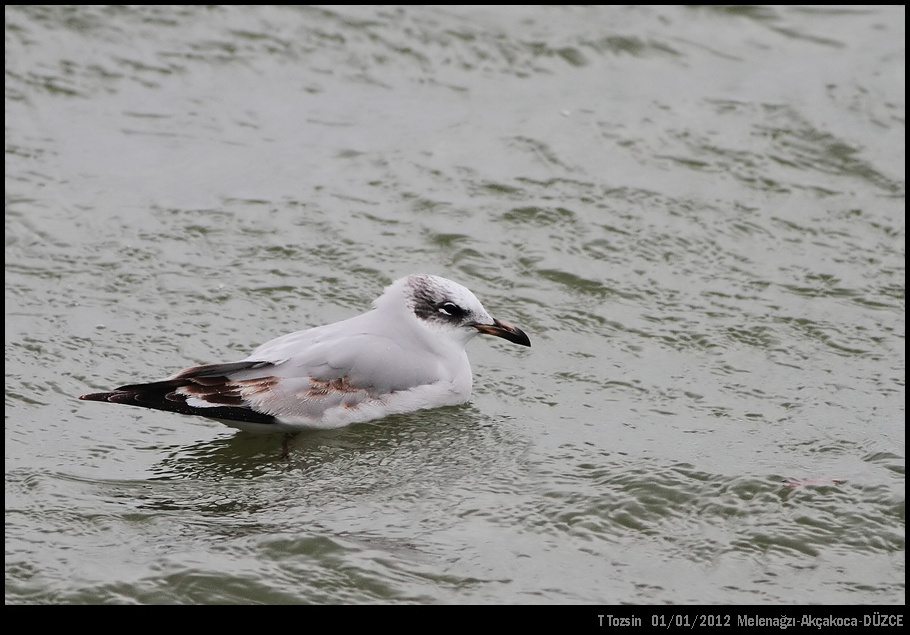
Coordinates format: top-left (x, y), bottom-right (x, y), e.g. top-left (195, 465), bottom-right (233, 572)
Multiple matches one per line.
top-left (437, 302), bottom-right (464, 318)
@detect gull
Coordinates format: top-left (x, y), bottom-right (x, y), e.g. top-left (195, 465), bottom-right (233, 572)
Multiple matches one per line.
top-left (79, 274), bottom-right (530, 433)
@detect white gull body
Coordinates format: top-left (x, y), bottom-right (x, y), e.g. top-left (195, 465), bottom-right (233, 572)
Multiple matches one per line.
top-left (80, 274), bottom-right (530, 433)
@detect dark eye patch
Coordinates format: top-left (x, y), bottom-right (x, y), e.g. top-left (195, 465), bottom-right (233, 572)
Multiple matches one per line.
top-left (437, 301), bottom-right (465, 319)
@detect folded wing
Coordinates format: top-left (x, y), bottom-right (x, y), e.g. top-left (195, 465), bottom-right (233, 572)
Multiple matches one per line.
top-left (79, 324), bottom-right (457, 427)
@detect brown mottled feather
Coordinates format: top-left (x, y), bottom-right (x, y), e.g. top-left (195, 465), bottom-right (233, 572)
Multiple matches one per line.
top-left (79, 361), bottom-right (281, 425)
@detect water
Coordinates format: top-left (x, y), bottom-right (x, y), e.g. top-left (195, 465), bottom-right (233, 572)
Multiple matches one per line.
top-left (5, 5), bottom-right (904, 604)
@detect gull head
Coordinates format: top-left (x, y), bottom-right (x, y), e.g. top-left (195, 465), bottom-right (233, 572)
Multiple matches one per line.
top-left (375, 274), bottom-right (531, 348)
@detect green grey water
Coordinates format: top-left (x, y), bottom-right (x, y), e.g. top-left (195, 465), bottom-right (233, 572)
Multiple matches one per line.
top-left (6, 5), bottom-right (904, 604)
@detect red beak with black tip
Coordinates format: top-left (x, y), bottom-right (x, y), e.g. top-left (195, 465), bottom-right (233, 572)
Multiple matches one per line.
top-left (472, 318), bottom-right (531, 347)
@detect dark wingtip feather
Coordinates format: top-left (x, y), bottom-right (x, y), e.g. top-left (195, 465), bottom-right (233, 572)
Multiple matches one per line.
top-left (78, 360), bottom-right (285, 425)
top-left (78, 383), bottom-right (281, 425)
top-left (79, 392), bottom-right (116, 402)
